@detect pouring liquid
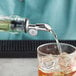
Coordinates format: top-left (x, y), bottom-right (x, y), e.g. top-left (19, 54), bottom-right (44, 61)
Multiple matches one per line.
top-left (38, 28), bottom-right (76, 76)
top-left (50, 29), bottom-right (62, 54)
top-left (38, 29), bottom-right (76, 76)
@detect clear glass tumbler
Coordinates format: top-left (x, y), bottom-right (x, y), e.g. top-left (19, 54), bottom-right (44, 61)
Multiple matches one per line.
top-left (37, 43), bottom-right (76, 76)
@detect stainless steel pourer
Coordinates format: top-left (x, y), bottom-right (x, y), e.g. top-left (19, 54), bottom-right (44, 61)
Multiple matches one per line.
top-left (25, 19), bottom-right (52, 36)
top-left (0, 16), bottom-right (52, 36)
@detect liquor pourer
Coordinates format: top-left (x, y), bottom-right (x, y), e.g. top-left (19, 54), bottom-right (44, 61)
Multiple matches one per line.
top-left (0, 16), bottom-right (52, 36)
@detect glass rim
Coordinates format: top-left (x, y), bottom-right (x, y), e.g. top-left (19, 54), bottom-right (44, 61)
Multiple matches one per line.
top-left (37, 42), bottom-right (76, 56)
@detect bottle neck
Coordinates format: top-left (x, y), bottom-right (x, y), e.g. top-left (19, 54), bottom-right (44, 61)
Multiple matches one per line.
top-left (0, 16), bottom-right (28, 33)
top-left (0, 16), bottom-right (52, 36)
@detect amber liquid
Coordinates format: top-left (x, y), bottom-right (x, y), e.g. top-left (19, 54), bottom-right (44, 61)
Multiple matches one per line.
top-left (38, 69), bottom-right (76, 76)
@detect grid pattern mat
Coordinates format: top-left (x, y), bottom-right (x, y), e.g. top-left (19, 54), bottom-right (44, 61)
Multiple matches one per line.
top-left (0, 40), bottom-right (76, 58)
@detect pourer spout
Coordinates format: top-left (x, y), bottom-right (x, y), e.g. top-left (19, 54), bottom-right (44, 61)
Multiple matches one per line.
top-left (27, 24), bottom-right (52, 36)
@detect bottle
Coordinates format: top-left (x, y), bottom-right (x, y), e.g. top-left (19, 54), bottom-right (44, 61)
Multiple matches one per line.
top-left (0, 15), bottom-right (52, 36)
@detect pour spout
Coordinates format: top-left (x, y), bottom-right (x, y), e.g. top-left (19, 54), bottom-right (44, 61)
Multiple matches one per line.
top-left (27, 24), bottom-right (52, 36)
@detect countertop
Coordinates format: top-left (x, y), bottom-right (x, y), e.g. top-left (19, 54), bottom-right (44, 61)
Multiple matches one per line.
top-left (0, 58), bottom-right (38, 76)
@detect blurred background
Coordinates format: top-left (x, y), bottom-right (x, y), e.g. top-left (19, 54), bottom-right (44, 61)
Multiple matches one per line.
top-left (0, 0), bottom-right (76, 40)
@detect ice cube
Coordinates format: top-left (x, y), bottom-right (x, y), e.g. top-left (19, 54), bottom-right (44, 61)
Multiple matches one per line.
top-left (39, 54), bottom-right (61, 72)
top-left (58, 52), bottom-right (72, 73)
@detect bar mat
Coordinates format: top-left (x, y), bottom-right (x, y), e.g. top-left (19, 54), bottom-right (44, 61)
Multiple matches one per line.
top-left (0, 40), bottom-right (76, 58)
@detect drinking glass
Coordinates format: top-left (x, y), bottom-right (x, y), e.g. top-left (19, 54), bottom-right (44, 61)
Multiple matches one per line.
top-left (37, 43), bottom-right (76, 76)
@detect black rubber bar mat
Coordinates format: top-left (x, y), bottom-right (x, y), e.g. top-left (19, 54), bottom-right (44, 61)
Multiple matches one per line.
top-left (0, 40), bottom-right (76, 58)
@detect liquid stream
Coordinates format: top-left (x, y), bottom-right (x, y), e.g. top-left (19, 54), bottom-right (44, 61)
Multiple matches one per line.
top-left (50, 29), bottom-right (62, 54)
